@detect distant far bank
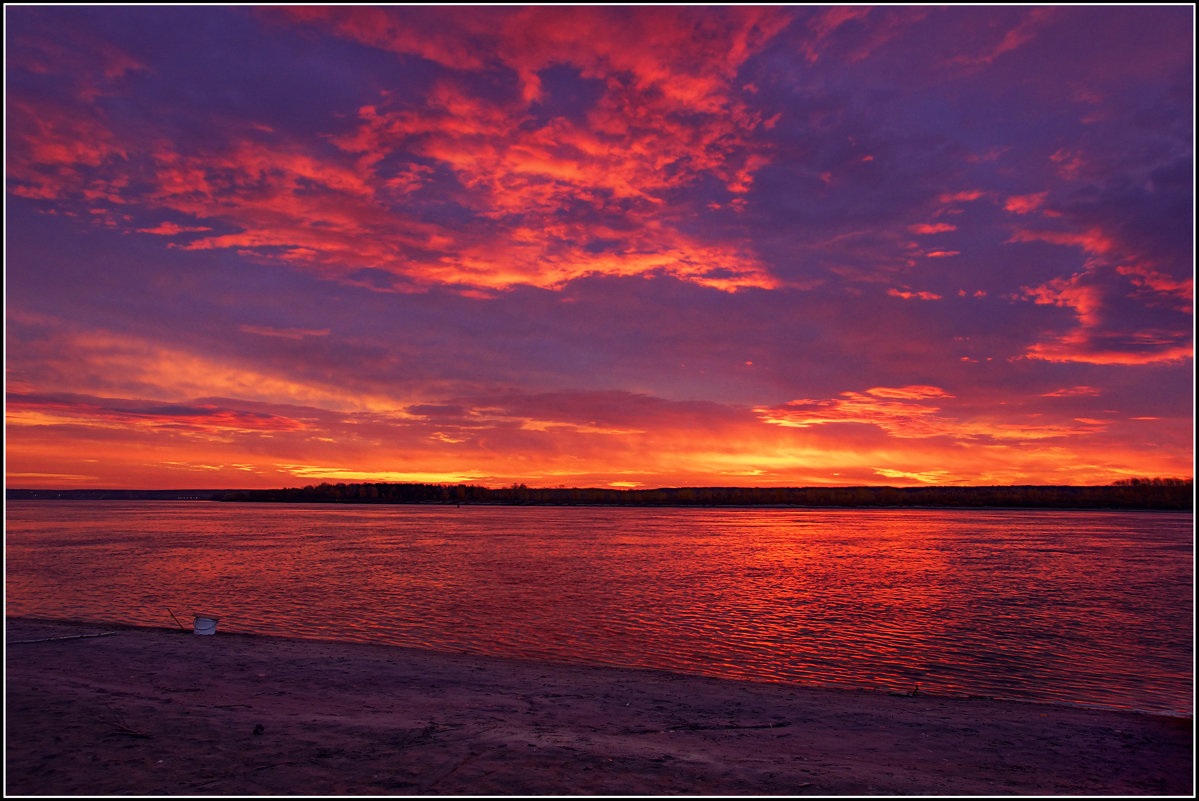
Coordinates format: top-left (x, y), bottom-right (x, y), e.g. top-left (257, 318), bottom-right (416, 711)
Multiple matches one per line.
top-left (6, 489), bottom-right (233, 501)
top-left (13, 481), bottom-right (1190, 510)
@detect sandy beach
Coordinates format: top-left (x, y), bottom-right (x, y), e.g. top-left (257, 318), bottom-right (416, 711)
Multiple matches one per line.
top-left (4, 616), bottom-right (1191, 796)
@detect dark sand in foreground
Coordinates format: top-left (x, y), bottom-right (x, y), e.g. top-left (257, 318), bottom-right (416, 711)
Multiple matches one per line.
top-left (5, 617), bottom-right (1192, 796)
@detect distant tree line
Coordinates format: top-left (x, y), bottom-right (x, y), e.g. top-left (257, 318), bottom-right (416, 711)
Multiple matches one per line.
top-left (6, 488), bottom-right (232, 501)
top-left (1110, 477), bottom-right (1191, 487)
top-left (220, 479), bottom-right (1193, 510)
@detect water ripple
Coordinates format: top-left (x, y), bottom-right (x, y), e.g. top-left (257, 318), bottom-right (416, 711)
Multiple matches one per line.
top-left (5, 502), bottom-right (1192, 717)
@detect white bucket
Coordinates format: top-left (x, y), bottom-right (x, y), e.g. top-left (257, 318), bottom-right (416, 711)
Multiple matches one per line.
top-left (193, 614), bottom-right (220, 635)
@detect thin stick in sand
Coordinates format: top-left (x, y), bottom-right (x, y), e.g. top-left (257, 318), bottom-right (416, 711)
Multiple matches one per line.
top-left (167, 608), bottom-right (188, 631)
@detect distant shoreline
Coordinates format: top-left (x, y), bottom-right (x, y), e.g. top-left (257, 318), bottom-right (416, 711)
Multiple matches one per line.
top-left (5, 488), bottom-right (234, 501)
top-left (7, 481), bottom-right (1193, 510)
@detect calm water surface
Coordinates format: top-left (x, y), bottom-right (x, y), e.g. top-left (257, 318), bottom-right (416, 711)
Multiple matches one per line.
top-left (5, 501), bottom-right (1192, 716)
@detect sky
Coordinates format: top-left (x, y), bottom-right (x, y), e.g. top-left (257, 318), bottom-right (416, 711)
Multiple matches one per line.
top-left (4, 4), bottom-right (1195, 491)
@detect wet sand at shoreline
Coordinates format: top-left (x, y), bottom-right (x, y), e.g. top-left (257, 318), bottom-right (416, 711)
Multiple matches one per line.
top-left (5, 617), bottom-right (1192, 796)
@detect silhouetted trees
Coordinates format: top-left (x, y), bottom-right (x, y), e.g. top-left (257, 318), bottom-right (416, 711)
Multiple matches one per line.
top-left (219, 479), bottom-right (1193, 510)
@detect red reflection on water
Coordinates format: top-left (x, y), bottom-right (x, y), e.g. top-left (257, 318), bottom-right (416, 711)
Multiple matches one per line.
top-left (4, 503), bottom-right (1192, 716)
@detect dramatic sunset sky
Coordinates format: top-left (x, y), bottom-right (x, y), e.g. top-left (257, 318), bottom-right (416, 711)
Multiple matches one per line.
top-left (5, 5), bottom-right (1194, 490)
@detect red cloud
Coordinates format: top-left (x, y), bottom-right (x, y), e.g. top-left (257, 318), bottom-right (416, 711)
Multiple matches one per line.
top-left (1050, 148), bottom-right (1087, 180)
top-left (266, 7), bottom-right (790, 290)
top-left (1014, 220), bottom-right (1192, 364)
top-left (936, 189), bottom-right (985, 204)
top-left (950, 7), bottom-right (1057, 67)
top-left (278, 6), bottom-right (490, 72)
top-left (1117, 264), bottom-right (1193, 311)
top-left (7, 393), bottom-right (307, 434)
top-left (136, 222), bottom-right (212, 235)
top-left (1022, 270), bottom-right (1108, 328)
top-left (1022, 330), bottom-right (1192, 365)
top-left (10, 8), bottom-right (792, 294)
top-left (6, 97), bottom-right (127, 200)
top-left (888, 288), bottom-right (942, 301)
top-left (866, 386), bottom-right (953, 400)
top-left (1020, 269), bottom-right (1192, 364)
top-left (1041, 386), bottom-right (1101, 398)
top-left (755, 386), bottom-right (1120, 449)
top-left (239, 325), bottom-right (330, 340)
top-left (1008, 226), bottom-right (1117, 257)
top-left (908, 223), bottom-right (956, 234)
top-left (1004, 192), bottom-right (1048, 214)
top-left (799, 6), bottom-right (872, 63)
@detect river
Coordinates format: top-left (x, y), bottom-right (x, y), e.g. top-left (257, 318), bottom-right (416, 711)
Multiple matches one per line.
top-left (4, 501), bottom-right (1192, 716)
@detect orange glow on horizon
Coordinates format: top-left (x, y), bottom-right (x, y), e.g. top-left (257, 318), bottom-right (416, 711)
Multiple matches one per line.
top-left (7, 374), bottom-right (1192, 490)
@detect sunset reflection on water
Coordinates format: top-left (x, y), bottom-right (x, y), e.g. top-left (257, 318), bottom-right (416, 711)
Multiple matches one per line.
top-left (5, 502), bottom-right (1192, 717)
